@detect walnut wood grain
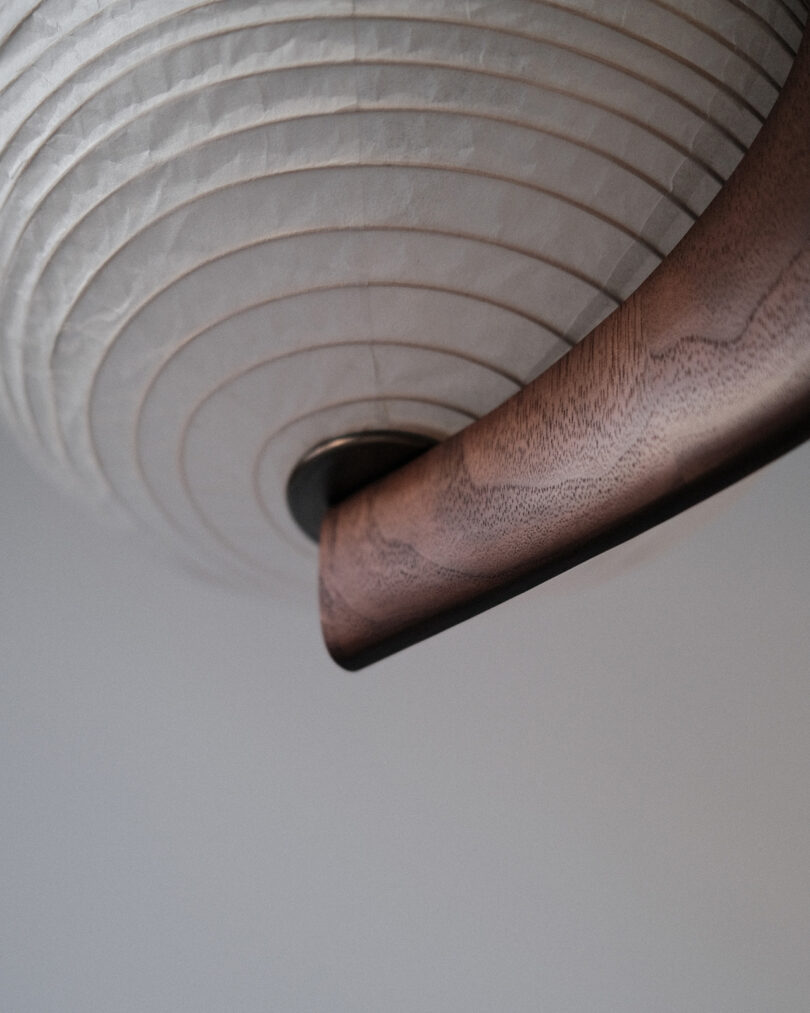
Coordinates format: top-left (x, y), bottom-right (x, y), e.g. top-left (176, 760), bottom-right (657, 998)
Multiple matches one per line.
top-left (319, 30), bottom-right (810, 670)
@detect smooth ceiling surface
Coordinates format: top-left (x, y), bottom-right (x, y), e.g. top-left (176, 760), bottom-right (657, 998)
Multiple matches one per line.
top-left (0, 0), bottom-right (802, 592)
top-left (2, 417), bottom-right (809, 1013)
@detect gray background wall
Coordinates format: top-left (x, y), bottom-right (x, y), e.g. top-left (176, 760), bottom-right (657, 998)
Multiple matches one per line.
top-left (2, 424), bottom-right (808, 1012)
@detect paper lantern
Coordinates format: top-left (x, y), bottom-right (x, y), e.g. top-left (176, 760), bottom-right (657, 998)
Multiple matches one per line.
top-left (0, 0), bottom-right (802, 597)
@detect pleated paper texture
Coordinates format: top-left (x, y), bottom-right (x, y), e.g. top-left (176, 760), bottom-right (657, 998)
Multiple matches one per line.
top-left (0, 0), bottom-right (803, 593)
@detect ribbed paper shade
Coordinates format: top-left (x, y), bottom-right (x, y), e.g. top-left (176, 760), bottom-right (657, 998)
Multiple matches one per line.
top-left (0, 0), bottom-right (803, 593)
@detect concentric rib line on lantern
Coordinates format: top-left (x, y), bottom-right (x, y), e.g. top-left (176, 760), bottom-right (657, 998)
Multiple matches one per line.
top-left (2, 61), bottom-right (717, 275)
top-left (160, 362), bottom-right (491, 578)
top-left (0, 9), bottom-right (765, 200)
top-left (0, 52), bottom-right (732, 258)
top-left (116, 386), bottom-right (466, 582)
top-left (0, 13), bottom-right (363, 185)
top-left (639, 0), bottom-right (795, 75)
top-left (2, 3), bottom-right (779, 210)
top-left (8, 90), bottom-right (711, 438)
top-left (1, 8), bottom-right (765, 419)
top-left (29, 147), bottom-right (665, 357)
top-left (767, 0), bottom-right (807, 31)
top-left (375, 3), bottom-right (784, 117)
top-left (26, 151), bottom-right (657, 459)
top-left (86, 297), bottom-right (546, 512)
top-left (89, 279), bottom-right (562, 478)
top-left (175, 368), bottom-right (500, 574)
top-left (465, 2), bottom-right (774, 118)
top-left (139, 366), bottom-right (490, 583)
top-left (141, 337), bottom-right (522, 456)
top-left (671, 0), bottom-right (799, 54)
top-left (30, 128), bottom-right (684, 452)
top-left (751, 0), bottom-right (807, 32)
top-left (0, 2), bottom-right (319, 100)
top-left (7, 50), bottom-right (708, 375)
top-left (249, 400), bottom-right (477, 540)
top-left (0, 0), bottom-right (115, 92)
top-left (0, 0), bottom-right (797, 109)
top-left (188, 395), bottom-right (480, 570)
top-left (41, 216), bottom-right (612, 385)
top-left (0, 2), bottom-right (206, 103)
top-left (19, 139), bottom-right (670, 371)
top-left (65, 238), bottom-right (581, 461)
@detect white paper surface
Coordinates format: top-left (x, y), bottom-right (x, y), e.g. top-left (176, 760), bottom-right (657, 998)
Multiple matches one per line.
top-left (0, 0), bottom-right (801, 593)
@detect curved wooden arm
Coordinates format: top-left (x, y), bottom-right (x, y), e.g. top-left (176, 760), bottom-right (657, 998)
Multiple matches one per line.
top-left (320, 31), bottom-right (810, 670)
